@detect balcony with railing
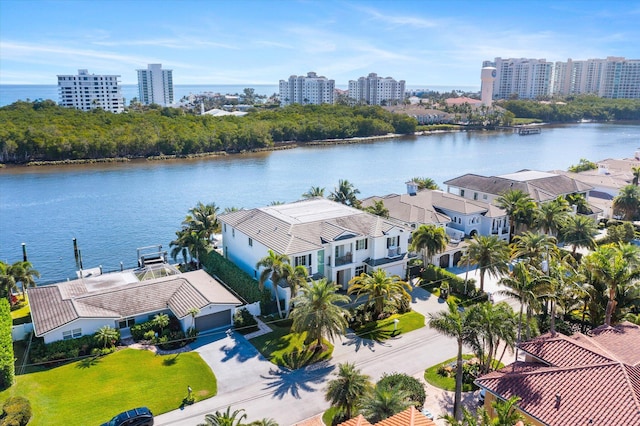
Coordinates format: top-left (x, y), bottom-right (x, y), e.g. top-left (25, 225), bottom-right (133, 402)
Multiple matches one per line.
top-left (334, 252), bottom-right (353, 266)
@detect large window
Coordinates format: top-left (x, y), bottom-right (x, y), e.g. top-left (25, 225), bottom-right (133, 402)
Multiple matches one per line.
top-left (295, 254), bottom-right (312, 267)
top-left (62, 328), bottom-right (82, 340)
top-left (386, 236), bottom-right (400, 248)
top-left (118, 318), bottom-right (135, 329)
top-left (356, 239), bottom-right (368, 250)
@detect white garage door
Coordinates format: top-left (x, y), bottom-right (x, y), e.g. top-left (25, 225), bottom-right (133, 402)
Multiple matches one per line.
top-left (195, 310), bottom-right (231, 331)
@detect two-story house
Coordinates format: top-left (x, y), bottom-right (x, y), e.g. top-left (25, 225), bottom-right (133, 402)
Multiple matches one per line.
top-left (218, 199), bottom-right (412, 310)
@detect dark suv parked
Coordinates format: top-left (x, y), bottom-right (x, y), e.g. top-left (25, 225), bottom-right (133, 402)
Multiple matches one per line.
top-left (101, 407), bottom-right (154, 426)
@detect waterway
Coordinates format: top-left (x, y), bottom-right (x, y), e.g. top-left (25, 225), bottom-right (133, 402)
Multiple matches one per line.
top-left (1, 122), bottom-right (639, 283)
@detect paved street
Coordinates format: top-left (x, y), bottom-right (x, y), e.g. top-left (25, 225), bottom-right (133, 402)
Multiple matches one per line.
top-left (155, 275), bottom-right (513, 426)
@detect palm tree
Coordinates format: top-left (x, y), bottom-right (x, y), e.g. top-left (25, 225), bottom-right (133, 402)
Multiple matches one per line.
top-left (0, 260), bottom-right (40, 304)
top-left (95, 325), bottom-right (119, 348)
top-left (543, 255), bottom-right (580, 335)
top-left (256, 250), bottom-right (291, 318)
top-left (497, 262), bottom-right (546, 341)
top-left (495, 189), bottom-right (536, 241)
top-left (359, 384), bottom-right (414, 423)
top-left (613, 184), bottom-right (640, 221)
top-left (458, 235), bottom-right (509, 293)
top-left (586, 245), bottom-right (640, 326)
top-left (0, 261), bottom-right (16, 303)
top-left (533, 197), bottom-right (570, 236)
top-left (466, 302), bottom-right (517, 374)
top-left (632, 166), bottom-right (640, 186)
top-left (410, 224), bottom-right (449, 265)
top-left (429, 301), bottom-right (474, 421)
top-left (559, 214), bottom-right (598, 255)
top-left (247, 419), bottom-right (278, 426)
top-left (188, 307), bottom-right (200, 330)
top-left (329, 179), bottom-right (361, 208)
top-left (153, 313), bottom-right (170, 335)
top-left (282, 264), bottom-right (308, 315)
top-left (363, 200), bottom-right (389, 218)
top-left (200, 407), bottom-right (248, 426)
top-left (410, 176), bottom-right (440, 190)
top-left (511, 231), bottom-right (558, 271)
top-left (302, 186), bottom-right (325, 199)
top-left (347, 268), bottom-right (412, 319)
top-left (491, 396), bottom-right (525, 425)
top-left (184, 201), bottom-right (220, 243)
top-left (290, 279), bottom-right (350, 350)
top-left (325, 362), bottom-right (372, 419)
top-left (170, 228), bottom-right (209, 268)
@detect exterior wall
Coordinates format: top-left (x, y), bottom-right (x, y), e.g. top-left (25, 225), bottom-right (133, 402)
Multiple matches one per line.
top-left (279, 72), bottom-right (335, 106)
top-left (42, 318), bottom-right (111, 344)
top-left (222, 223), bottom-right (270, 280)
top-left (12, 323), bottom-right (33, 342)
top-left (57, 69), bottom-right (124, 113)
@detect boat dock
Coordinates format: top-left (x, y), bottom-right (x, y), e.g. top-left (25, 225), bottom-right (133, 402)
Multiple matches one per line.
top-left (516, 127), bottom-right (542, 135)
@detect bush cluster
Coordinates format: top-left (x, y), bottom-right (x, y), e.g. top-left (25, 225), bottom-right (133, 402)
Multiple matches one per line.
top-left (29, 335), bottom-right (96, 365)
top-left (420, 264), bottom-right (476, 296)
top-left (203, 251), bottom-right (272, 310)
top-left (0, 396), bottom-right (32, 426)
top-left (377, 372), bottom-right (426, 408)
top-left (233, 308), bottom-right (259, 334)
top-left (0, 300), bottom-right (14, 390)
top-left (130, 315), bottom-right (194, 350)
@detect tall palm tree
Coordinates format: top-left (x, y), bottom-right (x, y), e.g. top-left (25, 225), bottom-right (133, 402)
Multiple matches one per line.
top-left (543, 255), bottom-right (580, 335)
top-left (466, 302), bottom-right (517, 374)
top-left (200, 407), bottom-right (248, 426)
top-left (11, 261), bottom-right (40, 297)
top-left (325, 362), bottom-right (372, 419)
top-left (363, 200), bottom-right (389, 218)
top-left (170, 228), bottom-right (209, 268)
top-left (302, 186), bottom-right (325, 199)
top-left (184, 201), bottom-right (220, 243)
top-left (256, 250), bottom-right (291, 318)
top-left (495, 189), bottom-right (536, 241)
top-left (429, 301), bottom-right (474, 421)
top-left (458, 235), bottom-right (509, 293)
top-left (282, 264), bottom-right (308, 315)
top-left (329, 179), bottom-right (361, 208)
top-left (613, 184), bottom-right (640, 221)
top-left (347, 268), bottom-right (412, 319)
top-left (359, 385), bottom-right (414, 423)
top-left (559, 214), bottom-right (598, 255)
top-left (410, 224), bottom-right (449, 265)
top-left (290, 279), bottom-right (350, 350)
top-left (533, 197), bottom-right (570, 236)
top-left (497, 262), bottom-right (546, 341)
top-left (410, 176), bottom-right (440, 190)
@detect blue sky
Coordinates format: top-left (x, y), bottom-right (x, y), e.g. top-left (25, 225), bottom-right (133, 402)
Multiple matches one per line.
top-left (1, 0), bottom-right (639, 86)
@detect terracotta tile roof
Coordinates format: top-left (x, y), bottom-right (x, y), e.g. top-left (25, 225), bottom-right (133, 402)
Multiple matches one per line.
top-left (338, 407), bottom-right (436, 426)
top-left (476, 323), bottom-right (640, 426)
top-left (27, 269), bottom-right (242, 336)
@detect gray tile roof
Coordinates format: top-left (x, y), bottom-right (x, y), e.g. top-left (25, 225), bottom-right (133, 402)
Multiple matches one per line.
top-left (27, 269), bottom-right (242, 336)
top-left (219, 199), bottom-right (407, 255)
top-left (444, 171), bottom-right (593, 202)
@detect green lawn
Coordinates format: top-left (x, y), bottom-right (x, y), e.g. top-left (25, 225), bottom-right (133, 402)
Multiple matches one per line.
top-left (424, 355), bottom-right (477, 392)
top-left (0, 349), bottom-right (216, 426)
top-left (250, 318), bottom-right (333, 368)
top-left (10, 295), bottom-right (31, 325)
top-left (353, 311), bottom-right (425, 341)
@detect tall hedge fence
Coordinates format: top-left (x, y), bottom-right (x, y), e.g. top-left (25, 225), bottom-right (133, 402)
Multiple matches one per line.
top-left (203, 251), bottom-right (271, 307)
top-left (420, 264), bottom-right (477, 296)
top-left (0, 299), bottom-right (15, 390)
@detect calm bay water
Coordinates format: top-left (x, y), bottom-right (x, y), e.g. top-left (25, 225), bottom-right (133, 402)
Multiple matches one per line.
top-left (1, 122), bottom-right (639, 283)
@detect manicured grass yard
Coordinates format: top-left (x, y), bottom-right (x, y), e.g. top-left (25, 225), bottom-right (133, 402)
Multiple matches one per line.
top-left (10, 295), bottom-right (31, 325)
top-left (424, 354), bottom-right (476, 392)
top-left (353, 311), bottom-right (425, 341)
top-left (250, 318), bottom-right (333, 367)
top-left (0, 349), bottom-right (216, 426)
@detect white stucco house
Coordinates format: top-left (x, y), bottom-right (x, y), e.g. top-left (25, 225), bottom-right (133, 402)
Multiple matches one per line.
top-left (218, 198), bottom-right (412, 309)
top-left (28, 266), bottom-right (242, 344)
top-left (361, 182), bottom-right (509, 268)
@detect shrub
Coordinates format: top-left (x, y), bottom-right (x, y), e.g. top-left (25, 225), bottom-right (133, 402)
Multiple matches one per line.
top-left (420, 264), bottom-right (476, 295)
top-left (0, 396), bottom-right (32, 426)
top-left (0, 300), bottom-right (14, 390)
top-left (130, 321), bottom-right (156, 341)
top-left (233, 308), bottom-right (259, 334)
top-left (377, 372), bottom-right (426, 408)
top-left (29, 335), bottom-right (97, 365)
top-left (202, 251), bottom-right (272, 308)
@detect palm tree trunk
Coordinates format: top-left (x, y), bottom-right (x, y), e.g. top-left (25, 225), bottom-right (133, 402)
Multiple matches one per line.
top-left (550, 301), bottom-right (556, 336)
top-left (454, 339), bottom-right (463, 421)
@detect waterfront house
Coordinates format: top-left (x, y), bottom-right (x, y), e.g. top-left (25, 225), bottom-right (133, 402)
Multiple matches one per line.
top-left (475, 322), bottom-right (640, 426)
top-left (28, 266), bottom-right (242, 344)
top-left (218, 199), bottom-right (412, 310)
top-left (361, 182), bottom-right (509, 268)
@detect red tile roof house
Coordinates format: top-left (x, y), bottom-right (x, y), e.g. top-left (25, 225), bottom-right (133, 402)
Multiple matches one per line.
top-left (475, 322), bottom-right (640, 426)
top-left (338, 406), bottom-right (436, 426)
top-left (27, 268), bottom-right (243, 344)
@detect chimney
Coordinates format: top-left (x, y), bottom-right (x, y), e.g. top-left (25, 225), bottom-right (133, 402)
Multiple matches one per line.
top-left (406, 181), bottom-right (418, 196)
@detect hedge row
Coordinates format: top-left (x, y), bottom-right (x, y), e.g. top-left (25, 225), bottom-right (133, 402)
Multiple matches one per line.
top-left (420, 264), bottom-right (477, 296)
top-left (203, 251), bottom-right (271, 306)
top-left (0, 300), bottom-right (14, 390)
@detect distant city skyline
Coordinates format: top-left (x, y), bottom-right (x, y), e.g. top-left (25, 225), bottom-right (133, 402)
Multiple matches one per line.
top-left (1, 0), bottom-right (639, 86)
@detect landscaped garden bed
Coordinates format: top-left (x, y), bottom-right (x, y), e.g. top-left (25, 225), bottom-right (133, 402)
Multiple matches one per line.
top-left (0, 349), bottom-right (216, 426)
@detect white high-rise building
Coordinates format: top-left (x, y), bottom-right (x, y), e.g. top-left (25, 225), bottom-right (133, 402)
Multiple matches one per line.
top-left (348, 73), bottom-right (406, 105)
top-left (136, 64), bottom-right (174, 106)
top-left (57, 69), bottom-right (124, 113)
top-left (279, 72), bottom-right (335, 106)
top-left (486, 56), bottom-right (640, 100)
top-left (482, 58), bottom-right (553, 100)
